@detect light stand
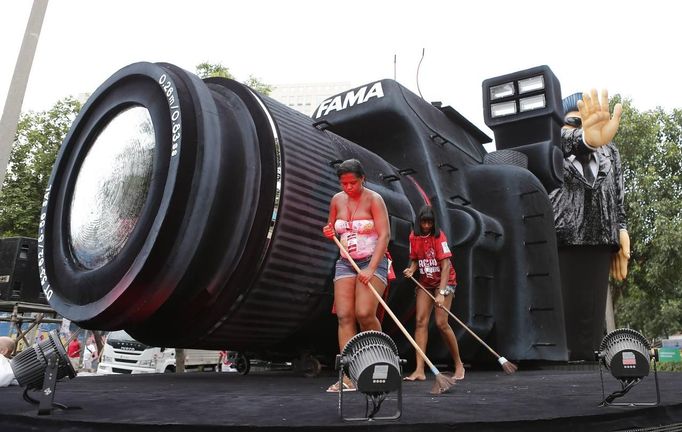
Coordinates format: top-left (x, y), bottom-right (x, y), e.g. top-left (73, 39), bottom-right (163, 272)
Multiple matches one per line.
top-left (336, 331), bottom-right (403, 421)
top-left (596, 328), bottom-right (660, 407)
top-left (11, 330), bottom-right (78, 415)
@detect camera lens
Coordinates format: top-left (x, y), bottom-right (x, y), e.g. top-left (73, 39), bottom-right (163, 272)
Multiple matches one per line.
top-left (40, 61), bottom-right (270, 333)
top-left (69, 107), bottom-right (155, 270)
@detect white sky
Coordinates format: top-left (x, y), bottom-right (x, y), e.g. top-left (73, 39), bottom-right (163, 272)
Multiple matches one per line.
top-left (1, 0), bottom-right (681, 139)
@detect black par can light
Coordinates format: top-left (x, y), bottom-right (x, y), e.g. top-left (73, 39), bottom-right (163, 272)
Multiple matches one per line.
top-left (336, 330), bottom-right (402, 421)
top-left (10, 330), bottom-right (76, 389)
top-left (340, 330), bottom-right (402, 394)
top-left (598, 328), bottom-right (651, 381)
top-left (596, 328), bottom-right (660, 406)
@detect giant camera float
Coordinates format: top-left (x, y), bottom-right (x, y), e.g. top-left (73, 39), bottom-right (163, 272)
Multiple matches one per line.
top-left (38, 62), bottom-right (571, 368)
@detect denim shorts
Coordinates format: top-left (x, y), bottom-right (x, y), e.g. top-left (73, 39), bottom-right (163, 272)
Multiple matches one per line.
top-left (334, 256), bottom-right (388, 286)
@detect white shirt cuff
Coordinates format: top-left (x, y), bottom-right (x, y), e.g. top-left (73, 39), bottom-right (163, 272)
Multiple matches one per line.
top-left (581, 131), bottom-right (598, 151)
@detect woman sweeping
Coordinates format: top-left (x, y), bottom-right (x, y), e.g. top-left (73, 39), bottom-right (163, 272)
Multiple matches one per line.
top-left (403, 205), bottom-right (465, 381)
top-left (322, 159), bottom-right (390, 392)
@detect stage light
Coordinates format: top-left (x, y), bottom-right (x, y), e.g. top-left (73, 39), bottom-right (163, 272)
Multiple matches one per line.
top-left (10, 330), bottom-right (77, 414)
top-left (336, 331), bottom-right (403, 421)
top-left (10, 330), bottom-right (76, 389)
top-left (595, 328), bottom-right (660, 407)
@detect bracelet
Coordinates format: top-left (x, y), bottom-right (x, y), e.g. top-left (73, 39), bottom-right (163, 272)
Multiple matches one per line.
top-left (439, 285), bottom-right (455, 296)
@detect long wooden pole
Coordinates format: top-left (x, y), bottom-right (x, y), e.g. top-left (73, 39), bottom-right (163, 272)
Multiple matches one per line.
top-left (409, 275), bottom-right (515, 370)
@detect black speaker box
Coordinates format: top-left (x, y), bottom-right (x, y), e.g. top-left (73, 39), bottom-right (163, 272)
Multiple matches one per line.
top-left (0, 237), bottom-right (46, 304)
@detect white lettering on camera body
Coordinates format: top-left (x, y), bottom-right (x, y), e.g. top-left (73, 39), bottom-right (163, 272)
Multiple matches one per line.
top-left (314, 82), bottom-right (384, 119)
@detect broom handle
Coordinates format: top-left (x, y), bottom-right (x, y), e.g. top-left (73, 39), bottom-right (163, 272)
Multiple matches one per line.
top-left (332, 236), bottom-right (441, 374)
top-left (409, 275), bottom-right (503, 359)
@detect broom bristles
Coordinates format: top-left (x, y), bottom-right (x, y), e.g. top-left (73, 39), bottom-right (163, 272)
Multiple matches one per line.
top-left (502, 361), bottom-right (518, 374)
top-left (430, 373), bottom-right (457, 395)
top-left (497, 356), bottom-right (518, 374)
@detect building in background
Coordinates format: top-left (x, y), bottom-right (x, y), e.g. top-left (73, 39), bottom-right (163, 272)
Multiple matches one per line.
top-left (269, 82), bottom-right (353, 117)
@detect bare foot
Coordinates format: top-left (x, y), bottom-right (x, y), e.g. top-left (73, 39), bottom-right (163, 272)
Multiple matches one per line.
top-left (454, 364), bottom-right (465, 380)
top-left (403, 371), bottom-right (426, 381)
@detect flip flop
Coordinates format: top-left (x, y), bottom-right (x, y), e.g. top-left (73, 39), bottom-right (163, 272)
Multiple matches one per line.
top-left (326, 380), bottom-right (356, 392)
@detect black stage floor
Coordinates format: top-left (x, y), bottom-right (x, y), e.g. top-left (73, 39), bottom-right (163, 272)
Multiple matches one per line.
top-left (1, 367), bottom-right (681, 431)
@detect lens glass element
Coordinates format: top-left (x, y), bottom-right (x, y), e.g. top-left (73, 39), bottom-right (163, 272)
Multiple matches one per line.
top-left (69, 106), bottom-right (155, 270)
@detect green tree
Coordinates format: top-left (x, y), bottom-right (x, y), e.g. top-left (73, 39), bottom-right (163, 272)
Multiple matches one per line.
top-left (243, 74), bottom-right (274, 96)
top-left (612, 96), bottom-right (682, 338)
top-left (0, 97), bottom-right (82, 237)
top-left (195, 62), bottom-right (234, 79)
top-left (195, 62), bottom-right (273, 96)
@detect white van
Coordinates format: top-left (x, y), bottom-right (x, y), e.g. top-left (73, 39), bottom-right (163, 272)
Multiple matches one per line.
top-left (97, 330), bottom-right (220, 374)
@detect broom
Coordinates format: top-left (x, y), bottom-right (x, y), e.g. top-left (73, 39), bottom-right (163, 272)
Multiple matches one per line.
top-left (332, 237), bottom-right (456, 394)
top-left (409, 275), bottom-right (518, 374)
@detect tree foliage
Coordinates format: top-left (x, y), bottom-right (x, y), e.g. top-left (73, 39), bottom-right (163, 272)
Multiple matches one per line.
top-left (612, 96), bottom-right (682, 338)
top-left (243, 74), bottom-right (274, 96)
top-left (195, 62), bottom-right (234, 80)
top-left (0, 97), bottom-right (82, 237)
top-left (195, 62), bottom-right (273, 95)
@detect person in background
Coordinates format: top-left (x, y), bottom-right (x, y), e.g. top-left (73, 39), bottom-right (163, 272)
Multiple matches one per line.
top-left (403, 205), bottom-right (465, 381)
top-left (0, 336), bottom-right (18, 387)
top-left (322, 158), bottom-right (390, 392)
top-left (82, 336), bottom-right (97, 372)
top-left (67, 333), bottom-right (82, 370)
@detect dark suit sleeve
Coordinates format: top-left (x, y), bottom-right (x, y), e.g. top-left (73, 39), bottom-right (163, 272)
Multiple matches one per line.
top-left (560, 128), bottom-right (595, 157)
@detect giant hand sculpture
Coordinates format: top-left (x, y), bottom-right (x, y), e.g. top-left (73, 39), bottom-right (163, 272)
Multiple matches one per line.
top-left (578, 89), bottom-right (623, 148)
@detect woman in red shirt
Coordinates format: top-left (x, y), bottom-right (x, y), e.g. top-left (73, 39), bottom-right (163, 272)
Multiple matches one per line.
top-left (403, 205), bottom-right (465, 381)
top-left (67, 335), bottom-right (81, 370)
